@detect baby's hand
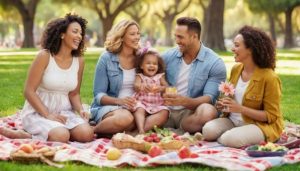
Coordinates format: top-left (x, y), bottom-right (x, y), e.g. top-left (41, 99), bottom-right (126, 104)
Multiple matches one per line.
top-left (151, 85), bottom-right (161, 93)
top-left (143, 85), bottom-right (153, 93)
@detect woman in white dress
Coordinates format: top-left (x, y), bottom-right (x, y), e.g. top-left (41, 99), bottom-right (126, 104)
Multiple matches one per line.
top-left (0, 13), bottom-right (94, 143)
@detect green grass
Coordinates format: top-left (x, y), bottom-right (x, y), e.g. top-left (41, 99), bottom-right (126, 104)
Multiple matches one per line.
top-left (0, 49), bottom-right (300, 170)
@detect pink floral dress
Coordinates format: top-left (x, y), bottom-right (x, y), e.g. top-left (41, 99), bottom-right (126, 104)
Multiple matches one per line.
top-left (133, 73), bottom-right (169, 114)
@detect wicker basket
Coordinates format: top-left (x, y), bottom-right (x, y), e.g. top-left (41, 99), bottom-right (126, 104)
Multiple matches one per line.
top-left (10, 149), bottom-right (63, 168)
top-left (10, 151), bottom-right (41, 163)
top-left (10, 151), bottom-right (54, 162)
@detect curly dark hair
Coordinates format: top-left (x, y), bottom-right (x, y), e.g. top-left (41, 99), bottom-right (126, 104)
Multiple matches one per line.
top-left (41, 13), bottom-right (87, 57)
top-left (238, 26), bottom-right (276, 69)
top-left (135, 49), bottom-right (165, 74)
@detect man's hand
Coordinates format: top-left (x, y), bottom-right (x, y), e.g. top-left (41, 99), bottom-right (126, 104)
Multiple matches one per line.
top-left (163, 93), bottom-right (188, 106)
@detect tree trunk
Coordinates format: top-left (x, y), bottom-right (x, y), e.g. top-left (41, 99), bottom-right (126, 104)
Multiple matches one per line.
top-left (202, 0), bottom-right (226, 51)
top-left (164, 17), bottom-right (174, 46)
top-left (267, 13), bottom-right (277, 45)
top-left (200, 0), bottom-right (208, 40)
top-left (101, 18), bottom-right (114, 46)
top-left (283, 7), bottom-right (294, 48)
top-left (6, 0), bottom-right (40, 48)
top-left (9, 0), bottom-right (39, 48)
top-left (21, 15), bottom-right (34, 48)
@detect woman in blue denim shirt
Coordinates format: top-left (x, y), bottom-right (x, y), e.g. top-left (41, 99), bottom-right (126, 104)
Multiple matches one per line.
top-left (90, 20), bottom-right (140, 135)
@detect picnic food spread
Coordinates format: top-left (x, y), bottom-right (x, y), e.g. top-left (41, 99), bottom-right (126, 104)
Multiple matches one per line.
top-left (112, 126), bottom-right (203, 158)
top-left (246, 142), bottom-right (288, 157)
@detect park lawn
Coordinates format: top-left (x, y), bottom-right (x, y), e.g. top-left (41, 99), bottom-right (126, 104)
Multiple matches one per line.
top-left (0, 49), bottom-right (299, 170)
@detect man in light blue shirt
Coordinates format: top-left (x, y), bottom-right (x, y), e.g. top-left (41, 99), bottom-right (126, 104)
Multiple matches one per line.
top-left (162, 17), bottom-right (226, 134)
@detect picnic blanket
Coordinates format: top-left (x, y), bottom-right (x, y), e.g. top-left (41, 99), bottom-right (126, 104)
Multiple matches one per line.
top-left (1, 112), bottom-right (300, 171)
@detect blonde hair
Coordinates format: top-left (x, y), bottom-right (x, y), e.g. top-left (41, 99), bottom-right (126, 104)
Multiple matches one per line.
top-left (104, 20), bottom-right (139, 53)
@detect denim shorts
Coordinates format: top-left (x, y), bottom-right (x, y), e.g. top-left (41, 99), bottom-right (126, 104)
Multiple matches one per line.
top-left (90, 105), bottom-right (122, 123)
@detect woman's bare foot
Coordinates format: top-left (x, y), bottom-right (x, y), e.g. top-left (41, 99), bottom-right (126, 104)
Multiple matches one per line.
top-left (0, 127), bottom-right (31, 139)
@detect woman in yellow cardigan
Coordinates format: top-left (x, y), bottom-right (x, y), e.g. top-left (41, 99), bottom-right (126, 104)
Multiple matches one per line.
top-left (202, 26), bottom-right (284, 148)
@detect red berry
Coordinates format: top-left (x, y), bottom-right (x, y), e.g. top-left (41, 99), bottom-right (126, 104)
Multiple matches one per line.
top-left (153, 137), bottom-right (160, 143)
top-left (172, 133), bottom-right (178, 138)
top-left (175, 136), bottom-right (181, 140)
top-left (144, 136), bottom-right (153, 142)
top-left (148, 146), bottom-right (163, 157)
top-left (178, 146), bottom-right (191, 159)
top-left (150, 133), bottom-right (157, 138)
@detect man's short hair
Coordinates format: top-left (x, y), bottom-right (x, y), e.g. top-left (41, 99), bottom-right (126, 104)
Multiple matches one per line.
top-left (176, 17), bottom-right (201, 39)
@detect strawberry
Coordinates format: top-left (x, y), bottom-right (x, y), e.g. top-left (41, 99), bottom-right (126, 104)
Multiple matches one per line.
top-left (144, 136), bottom-right (154, 142)
top-left (175, 136), bottom-right (181, 140)
top-left (153, 136), bottom-right (160, 143)
top-left (178, 146), bottom-right (191, 159)
top-left (150, 133), bottom-right (157, 138)
top-left (148, 146), bottom-right (163, 157)
top-left (172, 133), bottom-right (178, 138)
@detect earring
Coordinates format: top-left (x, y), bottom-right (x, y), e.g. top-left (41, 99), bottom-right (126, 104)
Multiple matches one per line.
top-left (61, 36), bottom-right (64, 39)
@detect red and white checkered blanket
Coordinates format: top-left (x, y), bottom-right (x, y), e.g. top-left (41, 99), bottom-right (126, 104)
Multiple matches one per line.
top-left (1, 113), bottom-right (300, 170)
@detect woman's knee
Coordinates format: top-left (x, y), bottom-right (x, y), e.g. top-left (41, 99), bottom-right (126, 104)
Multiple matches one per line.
top-left (114, 109), bottom-right (134, 128)
top-left (218, 125), bottom-right (264, 148)
top-left (203, 118), bottom-right (234, 141)
top-left (218, 130), bottom-right (243, 148)
top-left (48, 127), bottom-right (70, 143)
top-left (202, 120), bottom-right (221, 141)
top-left (195, 103), bottom-right (217, 122)
top-left (71, 124), bottom-right (94, 142)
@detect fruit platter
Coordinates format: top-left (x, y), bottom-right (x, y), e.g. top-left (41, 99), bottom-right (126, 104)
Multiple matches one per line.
top-left (10, 143), bottom-right (63, 167)
top-left (111, 126), bottom-right (203, 158)
top-left (246, 142), bottom-right (288, 157)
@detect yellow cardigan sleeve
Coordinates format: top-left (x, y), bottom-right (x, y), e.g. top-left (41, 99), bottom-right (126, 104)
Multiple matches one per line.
top-left (263, 73), bottom-right (282, 124)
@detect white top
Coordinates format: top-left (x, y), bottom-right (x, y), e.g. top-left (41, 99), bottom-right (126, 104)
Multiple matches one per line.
top-left (170, 60), bottom-right (192, 110)
top-left (118, 68), bottom-right (136, 98)
top-left (229, 76), bottom-right (250, 126)
top-left (22, 55), bottom-right (79, 116)
top-left (21, 55), bottom-right (86, 140)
